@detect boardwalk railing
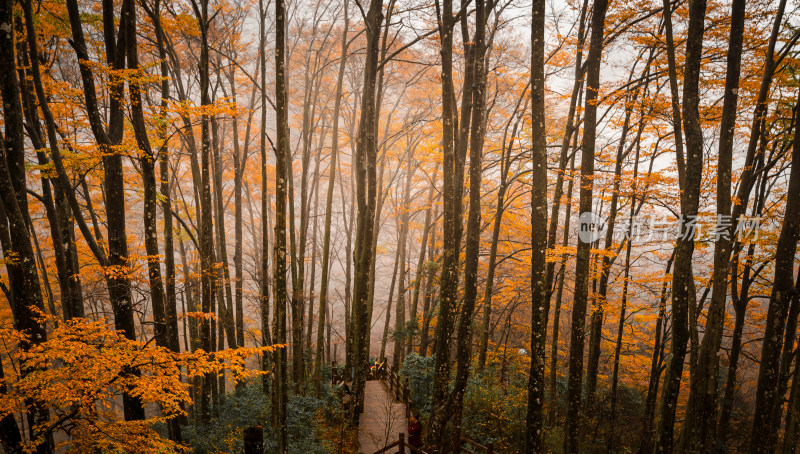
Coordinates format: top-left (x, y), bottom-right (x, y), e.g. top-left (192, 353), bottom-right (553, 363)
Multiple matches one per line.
top-left (366, 430), bottom-right (495, 454)
top-left (370, 360), bottom-right (495, 454)
top-left (380, 361), bottom-right (413, 423)
top-left (366, 433), bottom-right (429, 454)
top-left (243, 362), bottom-right (494, 453)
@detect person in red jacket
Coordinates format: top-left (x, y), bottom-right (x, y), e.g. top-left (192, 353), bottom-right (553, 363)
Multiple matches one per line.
top-left (407, 413), bottom-right (423, 448)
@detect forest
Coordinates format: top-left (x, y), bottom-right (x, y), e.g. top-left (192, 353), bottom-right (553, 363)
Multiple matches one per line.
top-left (0, 0), bottom-right (799, 452)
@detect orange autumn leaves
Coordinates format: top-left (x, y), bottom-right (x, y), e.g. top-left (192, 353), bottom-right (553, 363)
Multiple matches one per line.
top-left (0, 316), bottom-right (281, 453)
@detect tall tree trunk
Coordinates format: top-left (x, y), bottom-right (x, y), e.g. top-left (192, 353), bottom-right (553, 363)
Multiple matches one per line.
top-left (440, 0), bottom-right (491, 439)
top-left (211, 116), bottom-right (238, 351)
top-left (640, 251), bottom-right (674, 453)
top-left (418, 205), bottom-right (439, 357)
top-left (407, 167), bottom-right (438, 355)
top-left (123, 4), bottom-right (183, 439)
top-left (258, 0), bottom-right (272, 395)
top-left (654, 0), bottom-right (707, 449)
top-left (17, 15), bottom-right (81, 321)
top-left (585, 51), bottom-right (653, 404)
top-left (306, 152), bottom-right (321, 358)
top-left (190, 0), bottom-right (216, 423)
top-left (564, 0), bottom-right (608, 450)
top-left (124, 0), bottom-right (168, 350)
top-left (363, 5), bottom-right (397, 358)
top-left (65, 0), bottom-right (143, 421)
top-left (524, 0), bottom-right (548, 450)
top-left (273, 0), bottom-right (290, 447)
top-left (547, 143), bottom-right (577, 425)
top-left (364, 144), bottom-right (389, 354)
top-left (392, 148), bottom-right (415, 369)
top-left (147, 0), bottom-right (181, 355)
top-left (380, 240), bottom-right (401, 361)
top-left (544, 0), bottom-right (588, 299)
top-left (662, 0), bottom-right (686, 187)
top-left (0, 1), bottom-right (51, 448)
top-left (314, 1), bottom-right (350, 394)
top-left (231, 75), bottom-right (247, 352)
top-left (350, 0), bottom-right (384, 422)
top-left (750, 92), bottom-right (800, 453)
top-left (478, 90), bottom-right (529, 371)
top-left (428, 0), bottom-right (467, 440)
top-left (682, 0), bottom-right (745, 450)
top-left (343, 150), bottom-right (355, 372)
top-left (608, 137), bottom-right (642, 450)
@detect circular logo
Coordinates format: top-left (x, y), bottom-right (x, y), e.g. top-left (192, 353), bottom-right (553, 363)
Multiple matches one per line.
top-left (578, 211), bottom-right (606, 243)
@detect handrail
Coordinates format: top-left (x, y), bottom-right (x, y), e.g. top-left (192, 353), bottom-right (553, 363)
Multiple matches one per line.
top-left (369, 439), bottom-right (400, 454)
top-left (361, 433), bottom-right (431, 454)
top-left (339, 359), bottom-right (496, 454)
top-left (462, 438), bottom-right (493, 452)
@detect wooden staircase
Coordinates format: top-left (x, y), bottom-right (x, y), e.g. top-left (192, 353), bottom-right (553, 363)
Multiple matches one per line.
top-left (332, 360), bottom-right (496, 454)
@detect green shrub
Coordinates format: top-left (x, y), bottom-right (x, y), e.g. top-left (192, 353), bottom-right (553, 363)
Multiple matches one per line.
top-left (399, 353), bottom-right (435, 418)
top-left (183, 381), bottom-right (336, 453)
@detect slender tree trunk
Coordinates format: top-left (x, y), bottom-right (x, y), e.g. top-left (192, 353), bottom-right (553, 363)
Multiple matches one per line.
top-left (232, 78), bottom-right (246, 352)
top-left (427, 0), bottom-right (464, 441)
top-left (362, 6), bottom-right (398, 358)
top-left (585, 52), bottom-right (653, 404)
top-left (478, 92), bottom-right (528, 371)
top-left (350, 0), bottom-right (384, 422)
top-left (682, 1), bottom-right (745, 450)
top-left (306, 152), bottom-right (321, 358)
top-left (191, 0), bottom-right (216, 424)
top-left (524, 0), bottom-right (548, 450)
top-left (65, 0), bottom-right (143, 421)
top-left (380, 242), bottom-right (401, 361)
top-left (407, 167), bottom-right (438, 355)
top-left (258, 0), bottom-right (272, 395)
top-left (273, 0), bottom-right (291, 447)
top-left (640, 251), bottom-right (674, 452)
top-left (751, 92), bottom-right (800, 453)
top-left (0, 1), bottom-right (51, 448)
top-left (608, 137), bottom-right (642, 450)
top-left (544, 0), bottom-right (588, 298)
top-left (392, 149), bottom-right (415, 368)
top-left (564, 0), bottom-right (609, 450)
top-left (16, 21), bottom-right (80, 321)
top-left (364, 145), bottom-right (389, 353)
top-left (654, 0), bottom-right (708, 449)
top-left (148, 0), bottom-right (181, 355)
top-left (314, 0), bottom-right (350, 395)
top-left (343, 152), bottom-right (356, 372)
top-left (547, 145), bottom-right (577, 425)
top-left (124, 0), bottom-right (168, 350)
top-left (178, 229), bottom-right (200, 353)
top-left (418, 206), bottom-right (438, 357)
top-left (211, 118), bottom-right (238, 350)
top-left (662, 0), bottom-right (686, 187)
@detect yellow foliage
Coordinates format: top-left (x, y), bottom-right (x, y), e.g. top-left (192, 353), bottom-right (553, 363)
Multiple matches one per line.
top-left (0, 317), bottom-right (280, 453)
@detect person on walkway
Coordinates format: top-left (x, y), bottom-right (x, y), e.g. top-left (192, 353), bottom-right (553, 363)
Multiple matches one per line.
top-left (407, 413), bottom-right (423, 448)
top-left (370, 359), bottom-right (385, 379)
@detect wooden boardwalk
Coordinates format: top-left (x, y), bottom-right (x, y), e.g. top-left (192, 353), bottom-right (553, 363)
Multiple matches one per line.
top-left (358, 380), bottom-right (407, 454)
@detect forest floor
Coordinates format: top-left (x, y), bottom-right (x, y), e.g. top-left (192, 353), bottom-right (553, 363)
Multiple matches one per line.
top-left (358, 380), bottom-right (407, 453)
